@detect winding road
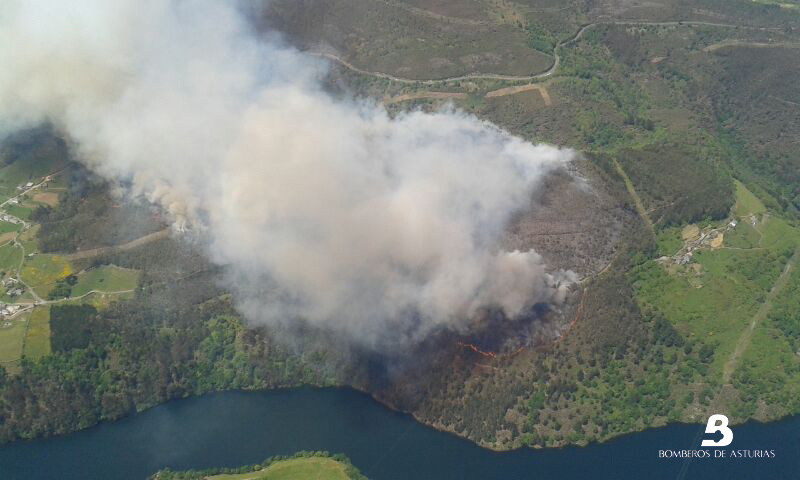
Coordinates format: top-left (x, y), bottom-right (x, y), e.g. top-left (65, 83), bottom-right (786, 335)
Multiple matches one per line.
top-left (314, 19), bottom-right (780, 84)
top-left (0, 170), bottom-right (167, 308)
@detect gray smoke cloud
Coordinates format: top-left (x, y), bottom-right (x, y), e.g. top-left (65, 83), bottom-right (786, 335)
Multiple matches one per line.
top-left (0, 0), bottom-right (575, 347)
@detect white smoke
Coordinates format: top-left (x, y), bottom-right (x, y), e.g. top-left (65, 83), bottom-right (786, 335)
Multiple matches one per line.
top-left (0, 0), bottom-right (575, 347)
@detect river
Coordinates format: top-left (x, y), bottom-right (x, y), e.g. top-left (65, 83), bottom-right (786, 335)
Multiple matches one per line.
top-left (0, 387), bottom-right (797, 479)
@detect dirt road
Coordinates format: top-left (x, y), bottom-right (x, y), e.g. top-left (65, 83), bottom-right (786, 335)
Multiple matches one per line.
top-left (384, 91), bottom-right (467, 104)
top-left (485, 83), bottom-right (552, 105)
top-left (612, 158), bottom-right (655, 236)
top-left (721, 247), bottom-right (799, 383)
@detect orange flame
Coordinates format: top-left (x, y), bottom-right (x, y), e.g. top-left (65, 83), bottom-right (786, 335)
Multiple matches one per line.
top-left (554, 287), bottom-right (587, 345)
top-left (457, 288), bottom-right (588, 360)
top-left (457, 341), bottom-right (497, 358)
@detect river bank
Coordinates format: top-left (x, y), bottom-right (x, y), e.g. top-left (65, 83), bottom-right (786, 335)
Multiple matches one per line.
top-left (0, 387), bottom-right (796, 479)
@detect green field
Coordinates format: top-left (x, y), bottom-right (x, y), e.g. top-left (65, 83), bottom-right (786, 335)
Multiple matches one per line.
top-left (655, 226), bottom-right (683, 256)
top-left (0, 221), bottom-right (22, 235)
top-left (0, 312), bottom-right (28, 371)
top-left (20, 254), bottom-right (72, 295)
top-left (23, 306), bottom-right (51, 361)
top-left (0, 243), bottom-right (22, 274)
top-left (725, 221), bottom-right (762, 249)
top-left (733, 180), bottom-right (767, 218)
top-left (634, 183), bottom-right (800, 385)
top-left (18, 225), bottom-right (39, 253)
top-left (635, 249), bottom-right (774, 378)
top-left (207, 457), bottom-right (351, 480)
top-left (2, 204), bottom-right (32, 221)
top-left (733, 308), bottom-right (800, 418)
top-left (752, 0), bottom-right (800, 10)
top-left (156, 453), bottom-right (366, 480)
top-left (71, 266), bottom-right (140, 297)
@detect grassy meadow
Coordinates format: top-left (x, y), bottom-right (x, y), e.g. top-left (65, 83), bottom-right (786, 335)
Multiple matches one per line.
top-left (20, 254), bottom-right (72, 296)
top-left (633, 182), bottom-right (800, 418)
top-left (23, 306), bottom-right (51, 361)
top-left (0, 312), bottom-right (29, 373)
top-left (208, 457), bottom-right (351, 480)
top-left (70, 265), bottom-right (140, 297)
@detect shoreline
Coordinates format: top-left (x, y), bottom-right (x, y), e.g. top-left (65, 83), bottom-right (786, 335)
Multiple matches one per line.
top-left (2, 384), bottom-right (797, 453)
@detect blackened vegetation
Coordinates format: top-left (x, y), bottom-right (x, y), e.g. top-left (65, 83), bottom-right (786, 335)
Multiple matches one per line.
top-left (503, 161), bottom-right (634, 279)
top-left (370, 301), bottom-right (574, 442)
top-left (0, 139), bottom-right (666, 449)
top-left (33, 166), bottom-right (164, 254)
top-left (358, 173), bottom-right (711, 448)
top-left (378, 245), bottom-right (717, 448)
top-left (0, 162), bottom-right (717, 449)
top-left (0, 123), bottom-right (733, 449)
top-left (74, 235), bottom-right (225, 309)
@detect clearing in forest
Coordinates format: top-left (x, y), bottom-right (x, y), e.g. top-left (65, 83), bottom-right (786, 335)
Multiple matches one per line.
top-left (485, 83), bottom-right (552, 105)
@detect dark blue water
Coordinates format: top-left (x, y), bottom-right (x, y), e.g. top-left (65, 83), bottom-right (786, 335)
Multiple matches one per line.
top-left (0, 387), bottom-right (797, 479)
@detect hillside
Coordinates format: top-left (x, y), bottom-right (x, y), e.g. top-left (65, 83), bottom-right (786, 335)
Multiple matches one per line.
top-left (0, 0), bottom-right (798, 454)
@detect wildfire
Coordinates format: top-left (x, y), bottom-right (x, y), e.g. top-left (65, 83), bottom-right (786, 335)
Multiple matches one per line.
top-left (553, 287), bottom-right (588, 345)
top-left (457, 288), bottom-right (589, 360)
top-left (457, 342), bottom-right (527, 359)
top-left (457, 341), bottom-right (497, 358)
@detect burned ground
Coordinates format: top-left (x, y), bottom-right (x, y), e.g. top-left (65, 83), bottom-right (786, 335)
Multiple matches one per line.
top-left (503, 159), bottom-right (635, 278)
top-left (2, 0), bottom-right (800, 453)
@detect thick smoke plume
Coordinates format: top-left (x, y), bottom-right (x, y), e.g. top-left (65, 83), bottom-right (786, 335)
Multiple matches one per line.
top-left (0, 0), bottom-right (575, 347)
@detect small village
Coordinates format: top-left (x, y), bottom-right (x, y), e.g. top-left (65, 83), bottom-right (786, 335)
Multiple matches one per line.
top-left (0, 178), bottom-right (60, 329)
top-left (0, 278), bottom-right (26, 328)
top-left (658, 213), bottom-right (762, 269)
top-left (1, 277), bottom-right (25, 298)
